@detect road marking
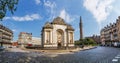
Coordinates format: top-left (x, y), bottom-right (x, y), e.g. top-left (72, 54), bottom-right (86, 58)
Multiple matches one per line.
top-left (112, 59), bottom-right (118, 62)
top-left (115, 56), bottom-right (120, 59)
top-left (117, 55), bottom-right (120, 57)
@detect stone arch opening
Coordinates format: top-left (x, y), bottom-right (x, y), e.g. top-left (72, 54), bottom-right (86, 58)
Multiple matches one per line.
top-left (56, 29), bottom-right (64, 48)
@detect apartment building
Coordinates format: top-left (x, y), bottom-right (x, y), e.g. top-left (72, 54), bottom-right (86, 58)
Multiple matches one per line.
top-left (18, 32), bottom-right (32, 46)
top-left (32, 37), bottom-right (41, 46)
top-left (0, 24), bottom-right (13, 47)
top-left (100, 16), bottom-right (120, 46)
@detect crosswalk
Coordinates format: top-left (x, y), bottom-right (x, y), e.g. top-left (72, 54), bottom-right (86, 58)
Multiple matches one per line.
top-left (112, 54), bottom-right (120, 62)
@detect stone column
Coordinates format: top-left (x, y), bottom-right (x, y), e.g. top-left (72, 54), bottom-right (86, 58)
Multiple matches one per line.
top-left (68, 31), bottom-right (70, 47)
top-left (44, 31), bottom-right (47, 44)
top-left (73, 32), bottom-right (74, 44)
top-left (50, 30), bottom-right (52, 44)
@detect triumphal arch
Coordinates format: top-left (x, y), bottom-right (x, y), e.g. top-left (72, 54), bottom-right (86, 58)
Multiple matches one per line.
top-left (41, 17), bottom-right (74, 48)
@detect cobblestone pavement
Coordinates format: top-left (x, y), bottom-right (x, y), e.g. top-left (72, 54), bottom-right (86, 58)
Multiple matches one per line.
top-left (0, 47), bottom-right (120, 63)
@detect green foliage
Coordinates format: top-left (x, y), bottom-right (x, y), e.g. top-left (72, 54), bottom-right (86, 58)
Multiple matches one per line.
top-left (83, 38), bottom-right (96, 45)
top-left (75, 38), bottom-right (97, 46)
top-left (0, 0), bottom-right (19, 20)
top-left (75, 40), bottom-right (83, 45)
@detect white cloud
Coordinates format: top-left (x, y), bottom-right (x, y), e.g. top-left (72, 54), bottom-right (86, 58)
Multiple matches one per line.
top-left (44, 0), bottom-right (56, 9)
top-left (44, 0), bottom-right (56, 20)
top-left (4, 14), bottom-right (41, 21)
top-left (4, 17), bottom-right (11, 20)
top-left (59, 9), bottom-right (75, 23)
top-left (35, 0), bottom-right (41, 5)
top-left (83, 0), bottom-right (115, 23)
top-left (12, 29), bottom-right (17, 32)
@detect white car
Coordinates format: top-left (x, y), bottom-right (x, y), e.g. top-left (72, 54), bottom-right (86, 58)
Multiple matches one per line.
top-left (114, 42), bottom-right (118, 47)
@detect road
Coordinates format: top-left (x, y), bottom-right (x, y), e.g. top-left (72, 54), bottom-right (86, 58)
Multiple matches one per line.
top-left (0, 46), bottom-right (120, 63)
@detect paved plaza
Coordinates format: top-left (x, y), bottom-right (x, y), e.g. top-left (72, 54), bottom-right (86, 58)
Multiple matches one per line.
top-left (0, 47), bottom-right (120, 63)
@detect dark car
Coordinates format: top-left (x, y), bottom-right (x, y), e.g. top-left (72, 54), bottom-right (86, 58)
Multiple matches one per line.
top-left (8, 46), bottom-right (12, 48)
top-left (0, 46), bottom-right (5, 51)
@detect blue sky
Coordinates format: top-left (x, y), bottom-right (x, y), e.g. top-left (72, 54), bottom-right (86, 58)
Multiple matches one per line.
top-left (1, 0), bottom-right (120, 41)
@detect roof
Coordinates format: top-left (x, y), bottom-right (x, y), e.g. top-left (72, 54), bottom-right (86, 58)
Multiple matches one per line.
top-left (43, 22), bottom-right (53, 29)
top-left (51, 17), bottom-right (66, 25)
top-left (42, 17), bottom-right (74, 31)
top-left (0, 24), bottom-right (13, 33)
top-left (66, 24), bottom-right (74, 31)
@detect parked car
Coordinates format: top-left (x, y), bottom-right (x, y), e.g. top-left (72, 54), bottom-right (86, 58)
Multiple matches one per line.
top-left (8, 46), bottom-right (12, 48)
top-left (114, 42), bottom-right (117, 47)
top-left (117, 43), bottom-right (120, 47)
top-left (0, 46), bottom-right (5, 51)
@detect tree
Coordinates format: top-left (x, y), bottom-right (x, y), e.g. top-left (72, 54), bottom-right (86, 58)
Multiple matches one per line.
top-left (83, 38), bottom-right (96, 45)
top-left (75, 40), bottom-right (82, 45)
top-left (0, 0), bottom-right (19, 20)
top-left (75, 38), bottom-right (96, 46)
top-left (88, 38), bottom-right (95, 44)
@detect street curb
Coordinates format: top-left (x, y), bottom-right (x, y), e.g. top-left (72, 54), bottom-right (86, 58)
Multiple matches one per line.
top-left (71, 46), bottom-right (97, 53)
top-left (80, 46), bottom-right (97, 51)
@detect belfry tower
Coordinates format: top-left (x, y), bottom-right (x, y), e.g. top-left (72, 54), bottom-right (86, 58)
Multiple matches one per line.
top-left (79, 16), bottom-right (83, 40)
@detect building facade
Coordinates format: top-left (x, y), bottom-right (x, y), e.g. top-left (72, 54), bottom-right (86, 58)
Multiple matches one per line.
top-left (12, 42), bottom-right (18, 47)
top-left (0, 24), bottom-right (13, 47)
top-left (100, 16), bottom-right (120, 45)
top-left (18, 32), bottom-right (32, 46)
top-left (32, 37), bottom-right (41, 46)
top-left (41, 17), bottom-right (74, 48)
